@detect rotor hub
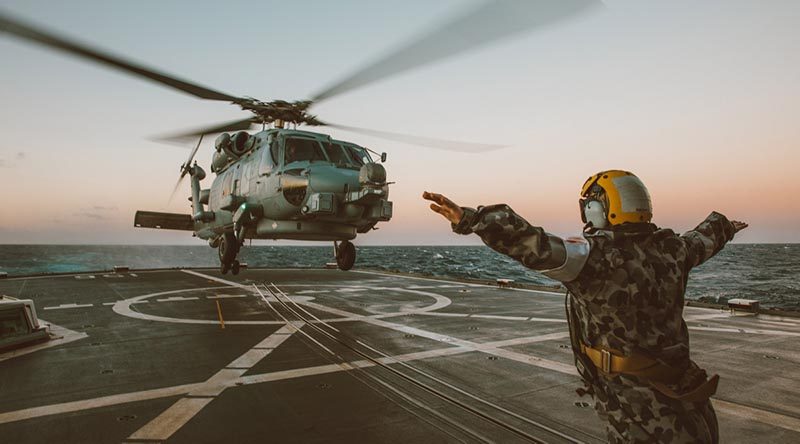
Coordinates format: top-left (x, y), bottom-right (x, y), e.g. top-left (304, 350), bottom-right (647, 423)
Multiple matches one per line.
top-left (236, 98), bottom-right (322, 126)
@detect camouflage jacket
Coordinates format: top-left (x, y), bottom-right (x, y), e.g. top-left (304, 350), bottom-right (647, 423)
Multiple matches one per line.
top-left (453, 205), bottom-right (736, 369)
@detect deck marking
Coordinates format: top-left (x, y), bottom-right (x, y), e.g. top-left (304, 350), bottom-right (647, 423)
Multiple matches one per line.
top-left (0, 320), bottom-right (87, 362)
top-left (297, 297), bottom-right (579, 375)
top-left (116, 271), bottom-right (450, 325)
top-left (714, 399), bottom-right (800, 433)
top-left (471, 314), bottom-right (530, 321)
top-left (127, 323), bottom-right (299, 441)
top-left (353, 270), bottom-right (564, 295)
top-left (0, 383), bottom-right (203, 425)
top-left (215, 300), bottom-right (225, 329)
top-left (755, 319), bottom-right (800, 327)
top-left (417, 312), bottom-right (468, 318)
top-left (206, 294), bottom-right (246, 299)
top-left (128, 398), bottom-right (214, 441)
top-left (155, 296), bottom-right (199, 302)
top-left (527, 317), bottom-right (568, 323)
top-left (2, 329), bottom-right (795, 435)
top-left (42, 303), bottom-right (93, 310)
top-left (689, 325), bottom-right (800, 337)
top-left (684, 312), bottom-right (730, 321)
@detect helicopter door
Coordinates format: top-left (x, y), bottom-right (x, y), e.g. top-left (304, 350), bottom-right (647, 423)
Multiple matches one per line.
top-left (259, 142), bottom-right (277, 176)
top-left (231, 165), bottom-right (242, 196)
top-left (241, 162), bottom-right (251, 196)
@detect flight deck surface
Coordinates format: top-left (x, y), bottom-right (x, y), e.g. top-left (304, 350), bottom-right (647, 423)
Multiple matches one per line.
top-left (1, 268), bottom-right (798, 443)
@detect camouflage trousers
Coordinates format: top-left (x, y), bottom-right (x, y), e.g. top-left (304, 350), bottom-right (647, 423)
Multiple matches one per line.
top-left (590, 375), bottom-right (719, 443)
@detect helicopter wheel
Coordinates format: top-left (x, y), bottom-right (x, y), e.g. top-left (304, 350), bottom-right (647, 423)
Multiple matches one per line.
top-left (219, 232), bottom-right (240, 274)
top-left (335, 240), bottom-right (356, 271)
top-left (231, 260), bottom-right (241, 275)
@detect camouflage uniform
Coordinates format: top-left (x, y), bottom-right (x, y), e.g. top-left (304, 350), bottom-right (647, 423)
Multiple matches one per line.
top-left (453, 204), bottom-right (737, 443)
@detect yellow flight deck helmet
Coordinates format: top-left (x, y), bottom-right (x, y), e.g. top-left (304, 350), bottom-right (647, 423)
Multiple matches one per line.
top-left (580, 170), bottom-right (653, 228)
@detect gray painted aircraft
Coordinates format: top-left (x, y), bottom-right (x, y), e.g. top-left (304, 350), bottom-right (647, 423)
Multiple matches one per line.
top-left (0, 1), bottom-right (598, 273)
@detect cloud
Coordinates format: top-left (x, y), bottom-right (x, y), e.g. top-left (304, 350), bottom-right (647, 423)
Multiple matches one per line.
top-left (0, 152), bottom-right (25, 167)
top-left (73, 205), bottom-right (119, 220)
top-left (74, 212), bottom-right (107, 220)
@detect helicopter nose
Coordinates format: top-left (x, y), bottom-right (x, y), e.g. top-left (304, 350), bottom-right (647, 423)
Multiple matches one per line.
top-left (359, 163), bottom-right (386, 185)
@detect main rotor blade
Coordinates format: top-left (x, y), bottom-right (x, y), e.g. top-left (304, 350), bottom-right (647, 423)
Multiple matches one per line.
top-left (0, 11), bottom-right (240, 101)
top-left (156, 118), bottom-right (257, 144)
top-left (324, 122), bottom-right (506, 153)
top-left (312, 0), bottom-right (599, 102)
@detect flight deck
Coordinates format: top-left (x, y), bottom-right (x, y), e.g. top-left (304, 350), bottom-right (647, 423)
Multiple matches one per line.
top-left (1, 268), bottom-right (798, 443)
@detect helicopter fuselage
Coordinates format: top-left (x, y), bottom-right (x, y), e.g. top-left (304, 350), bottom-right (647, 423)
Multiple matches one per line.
top-left (190, 128), bottom-right (392, 243)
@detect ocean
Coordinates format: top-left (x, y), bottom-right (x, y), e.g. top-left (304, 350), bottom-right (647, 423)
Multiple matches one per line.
top-left (0, 244), bottom-right (798, 310)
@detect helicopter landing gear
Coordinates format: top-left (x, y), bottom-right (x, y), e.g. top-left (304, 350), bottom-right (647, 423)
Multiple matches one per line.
top-left (219, 232), bottom-right (241, 275)
top-left (334, 240), bottom-right (356, 271)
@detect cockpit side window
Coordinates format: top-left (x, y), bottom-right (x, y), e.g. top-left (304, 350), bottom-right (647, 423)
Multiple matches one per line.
top-left (284, 137), bottom-right (327, 164)
top-left (259, 139), bottom-right (276, 175)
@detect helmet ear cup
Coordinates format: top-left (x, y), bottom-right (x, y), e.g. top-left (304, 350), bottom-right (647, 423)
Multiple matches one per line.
top-left (583, 200), bottom-right (609, 229)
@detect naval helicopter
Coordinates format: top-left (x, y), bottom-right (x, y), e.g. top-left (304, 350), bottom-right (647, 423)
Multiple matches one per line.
top-left (136, 124), bottom-right (393, 273)
top-left (0, 1), bottom-right (598, 273)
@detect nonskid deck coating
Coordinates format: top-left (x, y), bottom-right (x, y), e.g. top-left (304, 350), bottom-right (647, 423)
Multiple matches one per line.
top-left (0, 268), bottom-right (798, 443)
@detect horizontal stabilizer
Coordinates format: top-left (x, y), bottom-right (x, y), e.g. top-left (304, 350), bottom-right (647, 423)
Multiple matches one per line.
top-left (134, 211), bottom-right (194, 231)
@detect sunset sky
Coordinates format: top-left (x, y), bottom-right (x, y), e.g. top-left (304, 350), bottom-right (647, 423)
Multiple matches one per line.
top-left (1, 0), bottom-right (798, 245)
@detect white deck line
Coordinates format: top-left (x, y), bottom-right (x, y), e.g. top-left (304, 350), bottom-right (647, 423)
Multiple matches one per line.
top-left (353, 269), bottom-right (565, 296)
top-left (272, 277), bottom-right (800, 432)
top-left (714, 399), bottom-right (800, 434)
top-left (0, 383), bottom-right (203, 425)
top-left (471, 314), bottom-right (530, 321)
top-left (42, 303), bottom-right (93, 310)
top-left (206, 294), bottom-right (247, 299)
top-left (689, 326), bottom-right (800, 337)
top-left (3, 329), bottom-right (798, 434)
top-left (128, 398), bottom-right (214, 441)
top-left (756, 319), bottom-right (800, 327)
top-left (127, 322), bottom-right (300, 441)
top-left (155, 296), bottom-right (199, 302)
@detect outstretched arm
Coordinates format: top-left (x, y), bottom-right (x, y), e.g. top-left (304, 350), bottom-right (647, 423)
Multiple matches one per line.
top-left (423, 191), bottom-right (566, 271)
top-left (681, 211), bottom-right (748, 269)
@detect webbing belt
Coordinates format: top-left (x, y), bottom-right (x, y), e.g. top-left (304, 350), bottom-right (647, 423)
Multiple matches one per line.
top-left (579, 343), bottom-right (719, 402)
top-left (579, 344), bottom-right (679, 382)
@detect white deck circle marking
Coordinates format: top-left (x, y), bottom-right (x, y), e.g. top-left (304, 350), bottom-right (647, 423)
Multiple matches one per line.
top-left (112, 285), bottom-right (452, 325)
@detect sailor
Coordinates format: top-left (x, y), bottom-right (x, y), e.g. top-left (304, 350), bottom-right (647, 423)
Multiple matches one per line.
top-left (423, 170), bottom-right (748, 443)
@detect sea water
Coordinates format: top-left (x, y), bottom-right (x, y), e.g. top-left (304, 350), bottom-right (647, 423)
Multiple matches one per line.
top-left (0, 244), bottom-right (797, 310)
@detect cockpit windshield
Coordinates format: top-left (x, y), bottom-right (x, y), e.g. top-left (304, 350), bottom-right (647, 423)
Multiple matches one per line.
top-left (323, 142), bottom-right (349, 165)
top-left (344, 145), bottom-right (372, 166)
top-left (284, 137), bottom-right (326, 164)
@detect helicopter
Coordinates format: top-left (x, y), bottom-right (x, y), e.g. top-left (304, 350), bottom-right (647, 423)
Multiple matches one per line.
top-left (137, 125), bottom-right (393, 273)
top-left (0, 1), bottom-right (598, 273)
